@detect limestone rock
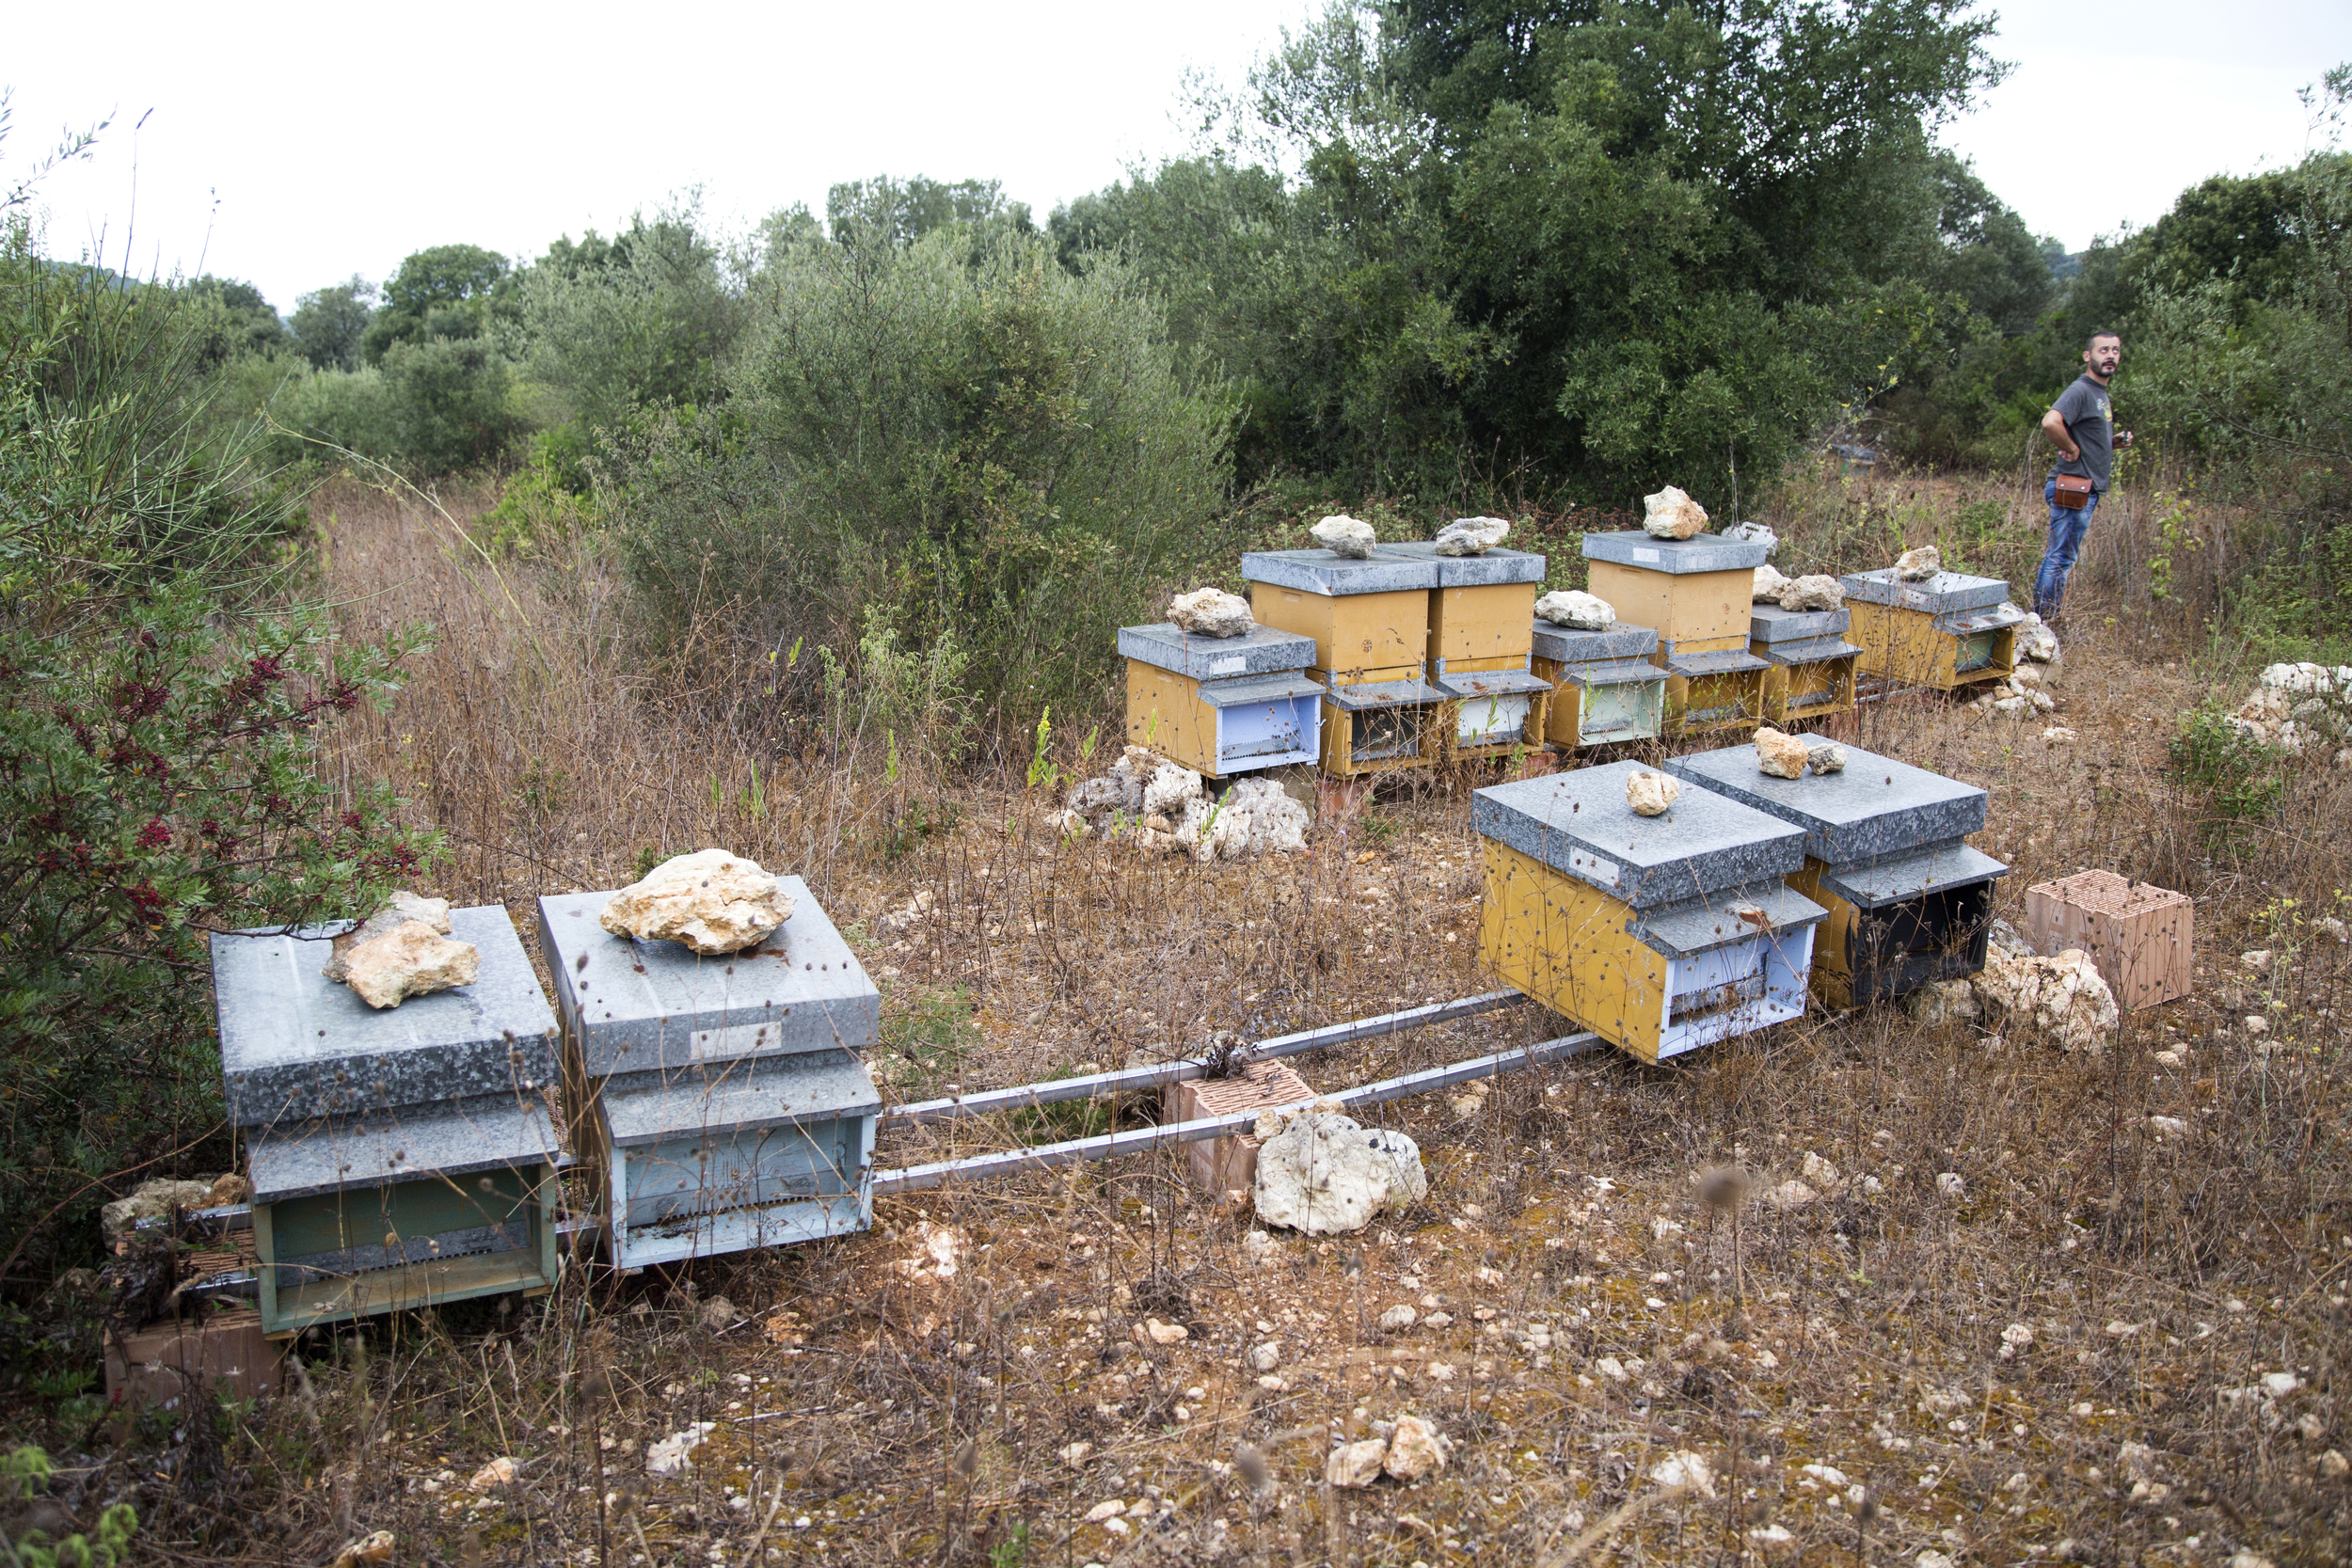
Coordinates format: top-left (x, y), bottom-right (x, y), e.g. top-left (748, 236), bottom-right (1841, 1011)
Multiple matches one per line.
top-left (1168, 587), bottom-right (1253, 639)
top-left (1777, 574), bottom-right (1845, 612)
top-left (208, 1172), bottom-right (252, 1206)
top-left (1327, 1438), bottom-right (1389, 1488)
top-left (1311, 515), bottom-right (1377, 559)
top-left (1972, 947), bottom-right (2120, 1053)
top-left (1752, 563), bottom-right (1791, 603)
top-left (2018, 612), bottom-right (2061, 663)
top-left (2040, 723), bottom-right (2080, 745)
top-left (1986, 918), bottom-right (2031, 957)
top-left (1905, 978), bottom-right (1979, 1026)
top-left (101, 1179), bottom-right (218, 1236)
top-left (1765, 1180), bottom-right (1820, 1212)
top-left (599, 848), bottom-right (795, 956)
top-left (1642, 485), bottom-right (1710, 540)
top-left (1754, 727), bottom-right (1809, 779)
top-left (342, 921), bottom-right (481, 1009)
top-left (1894, 546), bottom-right (1942, 580)
top-left (646, 1422), bottom-right (716, 1479)
top-left (1535, 589), bottom-right (1614, 629)
top-left (1378, 1305), bottom-right (1418, 1331)
top-left (1627, 770), bottom-right (1680, 816)
top-left (1805, 742), bottom-right (1848, 774)
top-left (1142, 760), bottom-right (1204, 818)
top-left (1722, 520), bottom-right (1780, 557)
top-left (1436, 516), bottom-right (1511, 556)
top-left (1255, 1112), bottom-right (1427, 1236)
top-left (1248, 1341), bottom-right (1281, 1372)
top-left (1384, 1416), bottom-right (1450, 1481)
top-left (1172, 776), bottom-right (1311, 862)
top-left (323, 891), bottom-right (453, 983)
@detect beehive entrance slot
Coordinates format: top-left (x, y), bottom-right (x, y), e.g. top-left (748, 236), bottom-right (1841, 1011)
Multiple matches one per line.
top-left (1954, 631), bottom-right (1997, 673)
top-left (1352, 706), bottom-right (1420, 763)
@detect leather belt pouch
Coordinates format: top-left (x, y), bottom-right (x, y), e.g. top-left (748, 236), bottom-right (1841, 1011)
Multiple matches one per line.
top-left (2054, 474), bottom-right (2094, 509)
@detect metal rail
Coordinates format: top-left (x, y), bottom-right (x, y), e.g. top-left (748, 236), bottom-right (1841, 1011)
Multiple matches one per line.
top-left (872, 1029), bottom-right (1600, 1196)
top-left (882, 990), bottom-right (1528, 1128)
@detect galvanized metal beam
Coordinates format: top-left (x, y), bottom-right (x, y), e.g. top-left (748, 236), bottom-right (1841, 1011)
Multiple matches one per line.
top-left (881, 990), bottom-right (1528, 1128)
top-left (871, 1030), bottom-right (1599, 1196)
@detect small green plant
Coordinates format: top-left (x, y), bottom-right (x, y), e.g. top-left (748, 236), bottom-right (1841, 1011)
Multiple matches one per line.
top-left (876, 798), bottom-right (961, 863)
top-left (632, 844), bottom-right (671, 880)
top-left (3, 1447), bottom-right (138, 1568)
top-left (2147, 490), bottom-right (2203, 602)
top-left (2168, 706), bottom-right (2284, 847)
top-left (1360, 809), bottom-right (1401, 847)
top-left (880, 986), bottom-right (977, 1095)
top-left (988, 1520), bottom-right (1031, 1568)
top-left (1026, 707), bottom-right (1060, 790)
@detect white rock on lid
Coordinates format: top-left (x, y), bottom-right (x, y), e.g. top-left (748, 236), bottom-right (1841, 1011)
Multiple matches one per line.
top-left (1752, 563), bottom-right (1791, 603)
top-left (1311, 515), bottom-right (1377, 558)
top-left (1168, 587), bottom-right (1253, 639)
top-left (323, 891), bottom-right (452, 982)
top-left (1777, 574), bottom-right (1844, 611)
top-left (598, 847), bottom-right (796, 955)
top-left (1805, 741), bottom-right (1848, 774)
top-left (1722, 520), bottom-right (1779, 557)
top-left (1754, 726), bottom-right (1809, 779)
top-left (1894, 545), bottom-right (1942, 580)
top-left (342, 920), bottom-right (480, 1009)
top-left (1435, 516), bottom-right (1510, 556)
top-left (1626, 770), bottom-right (1680, 816)
top-left (1642, 485), bottom-right (1709, 540)
top-left (1535, 589), bottom-right (1614, 629)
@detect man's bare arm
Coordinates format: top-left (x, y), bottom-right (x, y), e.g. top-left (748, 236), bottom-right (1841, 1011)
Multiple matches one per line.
top-left (2041, 406), bottom-right (2081, 462)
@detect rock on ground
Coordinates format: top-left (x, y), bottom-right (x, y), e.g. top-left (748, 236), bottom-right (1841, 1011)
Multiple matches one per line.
top-left (598, 848), bottom-right (795, 955)
top-left (1384, 1417), bottom-right (1450, 1481)
top-left (342, 921), bottom-right (481, 1009)
top-left (1806, 742), bottom-right (1848, 774)
top-left (1327, 1438), bottom-right (1390, 1488)
top-left (1987, 917), bottom-right (2031, 956)
top-left (1255, 1112), bottom-right (1427, 1236)
top-left (1436, 516), bottom-right (1510, 555)
top-left (101, 1179), bottom-right (219, 1236)
top-left (1535, 589), bottom-right (1613, 629)
top-left (1973, 947), bottom-right (2120, 1053)
top-left (2017, 612), bottom-right (2061, 663)
top-left (1752, 563), bottom-right (1791, 603)
top-left (1168, 587), bottom-right (1253, 638)
top-left (1311, 515), bottom-right (1377, 558)
top-left (645, 1422), bottom-right (716, 1478)
top-left (1905, 979), bottom-right (1979, 1025)
top-left (1753, 727), bottom-right (1810, 779)
top-left (1894, 545), bottom-right (1942, 580)
top-left (1142, 759), bottom-right (1204, 817)
top-left (323, 891), bottom-right (452, 982)
top-left (1778, 574), bottom-right (1845, 611)
top-left (1642, 485), bottom-right (1710, 540)
top-left (1627, 771), bottom-right (1680, 816)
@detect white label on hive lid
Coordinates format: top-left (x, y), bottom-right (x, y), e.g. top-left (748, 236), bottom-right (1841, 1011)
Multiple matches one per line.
top-left (1570, 851), bottom-right (1621, 886)
top-left (691, 1022), bottom-right (779, 1060)
top-left (1211, 656), bottom-right (1246, 674)
top-left (1632, 547), bottom-right (1661, 562)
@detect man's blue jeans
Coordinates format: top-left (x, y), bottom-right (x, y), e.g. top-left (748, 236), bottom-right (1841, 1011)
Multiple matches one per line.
top-left (2035, 478), bottom-right (2100, 618)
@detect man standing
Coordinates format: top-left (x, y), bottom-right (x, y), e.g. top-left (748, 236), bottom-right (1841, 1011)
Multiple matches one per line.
top-left (2034, 331), bottom-right (2133, 618)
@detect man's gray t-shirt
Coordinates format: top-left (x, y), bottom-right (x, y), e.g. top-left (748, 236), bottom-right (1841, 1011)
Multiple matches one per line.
top-left (2051, 374), bottom-right (2115, 491)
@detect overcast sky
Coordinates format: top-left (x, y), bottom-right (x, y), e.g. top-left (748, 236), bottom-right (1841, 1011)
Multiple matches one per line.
top-left (8, 0), bottom-right (2349, 313)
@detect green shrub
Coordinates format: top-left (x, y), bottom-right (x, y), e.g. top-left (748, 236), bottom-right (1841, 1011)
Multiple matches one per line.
top-left (2167, 706), bottom-right (2285, 848)
top-left (3, 1446), bottom-right (137, 1566)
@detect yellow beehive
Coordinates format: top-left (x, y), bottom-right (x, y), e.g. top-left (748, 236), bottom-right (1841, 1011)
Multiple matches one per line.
top-left (1242, 548), bottom-right (1446, 775)
top-left (1748, 603), bottom-right (1860, 726)
top-left (1119, 624), bottom-right (1323, 779)
top-left (1839, 568), bottom-right (2023, 692)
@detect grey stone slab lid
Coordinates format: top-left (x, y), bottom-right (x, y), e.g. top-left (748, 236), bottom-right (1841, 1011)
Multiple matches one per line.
top-left (1756, 636), bottom-right (1865, 667)
top-left (1117, 623), bottom-right (1316, 679)
top-left (1433, 666), bottom-right (1553, 699)
top-left (595, 1050), bottom-right (882, 1149)
top-left (214, 905), bottom-right (558, 1129)
top-left (1820, 844), bottom-right (2009, 911)
top-left (1531, 621), bottom-right (1660, 663)
top-left (1660, 742), bottom-right (1989, 865)
top-left (1633, 880), bottom-right (1830, 958)
top-left (1326, 678), bottom-right (1446, 711)
top-left (1839, 567), bottom-right (2010, 613)
top-left (1198, 672), bottom-right (1327, 708)
top-left (1665, 647), bottom-right (1772, 677)
top-left (1471, 760), bottom-right (1808, 909)
top-left (1932, 602), bottom-right (2026, 635)
top-left (1240, 549), bottom-right (1438, 595)
top-left (1375, 542), bottom-right (1549, 586)
top-left (1581, 531), bottom-right (1768, 574)
top-left (246, 1095), bottom-right (557, 1204)
top-left (537, 876), bottom-right (879, 1076)
top-left (1558, 657), bottom-right (1668, 689)
top-left (1750, 603), bottom-right (1852, 642)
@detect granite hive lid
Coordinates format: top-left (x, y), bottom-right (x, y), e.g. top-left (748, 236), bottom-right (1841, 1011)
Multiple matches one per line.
top-left (1471, 760), bottom-right (1807, 909)
top-left (1531, 621), bottom-right (1660, 664)
top-left (1839, 567), bottom-right (2010, 614)
top-left (1581, 531), bottom-right (1769, 574)
top-left (1239, 548), bottom-right (1438, 595)
top-left (537, 876), bottom-right (880, 1075)
top-left (214, 904), bottom-right (558, 1129)
top-left (245, 1094), bottom-right (558, 1203)
top-left (1375, 541), bottom-right (1548, 586)
top-left (1661, 742), bottom-right (1989, 864)
top-left (1750, 603), bottom-right (1851, 642)
top-left (1118, 623), bottom-right (1317, 680)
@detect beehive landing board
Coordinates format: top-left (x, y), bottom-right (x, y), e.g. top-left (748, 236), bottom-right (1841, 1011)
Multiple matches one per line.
top-left (1661, 742), bottom-right (1989, 863)
top-left (1471, 761), bottom-right (1808, 910)
top-left (537, 879), bottom-right (880, 1075)
top-left (2025, 869), bottom-right (2194, 1011)
top-left (214, 906), bottom-right (559, 1129)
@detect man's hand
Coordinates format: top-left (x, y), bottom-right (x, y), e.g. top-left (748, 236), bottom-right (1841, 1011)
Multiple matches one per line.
top-left (2039, 404), bottom-right (2080, 462)
top-left (2117, 428), bottom-right (2134, 450)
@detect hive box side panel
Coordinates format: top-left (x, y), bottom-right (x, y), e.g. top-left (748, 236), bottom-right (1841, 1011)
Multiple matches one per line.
top-left (1584, 562), bottom-right (1675, 643)
top-left (1767, 655), bottom-right (1858, 724)
top-left (1588, 562), bottom-right (1752, 645)
top-left (1432, 583), bottom-right (1538, 665)
top-left (1125, 661), bottom-right (1221, 776)
top-left (2025, 879), bottom-right (2193, 1010)
top-left (1788, 863), bottom-right (1861, 1011)
top-left (1248, 585), bottom-right (1425, 682)
top-left (1477, 839), bottom-right (1669, 1062)
top-left (1848, 602), bottom-right (1969, 689)
top-left (1668, 667), bottom-right (1770, 736)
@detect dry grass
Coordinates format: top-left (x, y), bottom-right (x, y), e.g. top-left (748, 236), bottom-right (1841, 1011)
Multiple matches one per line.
top-left (33, 467), bottom-right (2352, 1566)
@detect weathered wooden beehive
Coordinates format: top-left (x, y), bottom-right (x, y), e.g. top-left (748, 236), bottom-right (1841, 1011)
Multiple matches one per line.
top-left (1750, 602), bottom-right (1862, 725)
top-left (1378, 541), bottom-right (1554, 758)
top-left (1839, 567), bottom-right (2024, 692)
top-left (1118, 623), bottom-right (1324, 780)
top-left (1581, 531), bottom-right (1773, 736)
top-left (1529, 621), bottom-right (1667, 749)
top-left (1473, 761), bottom-right (1827, 1063)
top-left (1241, 548), bottom-right (1446, 776)
top-left (537, 880), bottom-right (882, 1270)
top-left (212, 907), bottom-right (563, 1335)
top-left (1664, 742), bottom-right (2008, 1010)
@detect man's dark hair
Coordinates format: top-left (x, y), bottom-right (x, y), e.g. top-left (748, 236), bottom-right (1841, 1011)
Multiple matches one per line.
top-left (2086, 329), bottom-right (2121, 350)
